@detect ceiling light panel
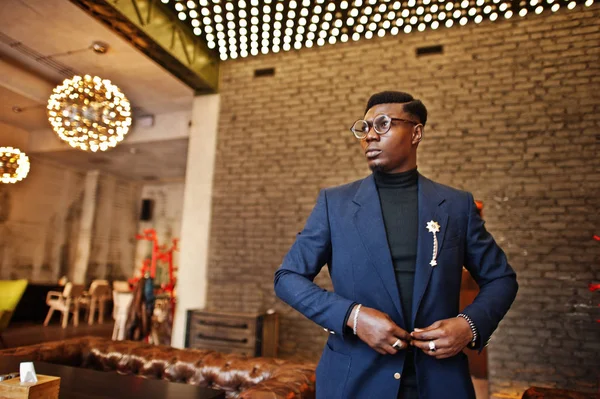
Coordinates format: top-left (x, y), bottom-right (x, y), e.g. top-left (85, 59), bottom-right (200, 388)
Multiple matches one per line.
top-left (162, 0), bottom-right (593, 60)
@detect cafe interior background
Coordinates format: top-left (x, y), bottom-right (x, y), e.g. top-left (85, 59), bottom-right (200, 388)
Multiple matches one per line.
top-left (0, 0), bottom-right (598, 397)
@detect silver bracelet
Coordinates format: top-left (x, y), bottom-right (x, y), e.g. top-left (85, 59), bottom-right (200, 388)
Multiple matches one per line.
top-left (353, 304), bottom-right (362, 335)
top-left (457, 313), bottom-right (478, 344)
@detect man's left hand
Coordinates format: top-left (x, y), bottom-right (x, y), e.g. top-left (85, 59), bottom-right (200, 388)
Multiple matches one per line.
top-left (410, 317), bottom-right (473, 359)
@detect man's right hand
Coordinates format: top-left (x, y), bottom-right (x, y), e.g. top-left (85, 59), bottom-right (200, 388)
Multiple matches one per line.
top-left (346, 305), bottom-right (411, 355)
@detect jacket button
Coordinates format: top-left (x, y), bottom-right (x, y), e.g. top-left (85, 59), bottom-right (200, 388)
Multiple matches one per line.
top-left (394, 372), bottom-right (401, 380)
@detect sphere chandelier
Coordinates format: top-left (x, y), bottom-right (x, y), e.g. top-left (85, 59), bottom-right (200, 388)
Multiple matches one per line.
top-left (0, 147), bottom-right (30, 184)
top-left (47, 75), bottom-right (132, 152)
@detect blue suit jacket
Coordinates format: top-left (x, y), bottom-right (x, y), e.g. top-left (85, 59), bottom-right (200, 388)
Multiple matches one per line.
top-left (274, 173), bottom-right (518, 399)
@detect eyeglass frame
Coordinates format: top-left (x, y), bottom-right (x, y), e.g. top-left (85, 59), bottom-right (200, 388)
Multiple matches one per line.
top-left (350, 115), bottom-right (420, 140)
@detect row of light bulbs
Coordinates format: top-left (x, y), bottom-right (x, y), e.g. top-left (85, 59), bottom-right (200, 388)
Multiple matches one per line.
top-left (163, 0), bottom-right (594, 60)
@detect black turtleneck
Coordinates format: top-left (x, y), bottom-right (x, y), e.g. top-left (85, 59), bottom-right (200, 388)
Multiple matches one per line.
top-left (374, 167), bottom-right (418, 394)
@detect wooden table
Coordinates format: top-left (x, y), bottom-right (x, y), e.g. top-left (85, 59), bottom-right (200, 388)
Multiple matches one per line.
top-left (0, 358), bottom-right (225, 399)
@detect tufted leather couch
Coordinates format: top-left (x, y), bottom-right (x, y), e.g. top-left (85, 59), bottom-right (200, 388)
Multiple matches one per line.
top-left (521, 387), bottom-right (597, 399)
top-left (0, 336), bottom-right (316, 399)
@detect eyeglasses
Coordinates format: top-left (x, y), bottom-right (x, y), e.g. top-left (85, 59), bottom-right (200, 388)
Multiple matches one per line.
top-left (350, 114), bottom-right (418, 139)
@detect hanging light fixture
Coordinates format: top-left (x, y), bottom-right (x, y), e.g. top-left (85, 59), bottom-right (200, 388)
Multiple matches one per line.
top-left (169, 0), bottom-right (594, 60)
top-left (0, 147), bottom-right (30, 184)
top-left (47, 75), bottom-right (132, 152)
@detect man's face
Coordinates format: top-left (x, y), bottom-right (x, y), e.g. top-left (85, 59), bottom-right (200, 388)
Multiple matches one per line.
top-left (359, 102), bottom-right (422, 174)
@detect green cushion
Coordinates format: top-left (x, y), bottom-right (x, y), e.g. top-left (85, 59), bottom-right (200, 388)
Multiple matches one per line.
top-left (0, 279), bottom-right (28, 311)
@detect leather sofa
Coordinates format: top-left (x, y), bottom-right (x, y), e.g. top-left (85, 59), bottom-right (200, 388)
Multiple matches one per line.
top-left (521, 387), bottom-right (597, 399)
top-left (0, 336), bottom-right (316, 398)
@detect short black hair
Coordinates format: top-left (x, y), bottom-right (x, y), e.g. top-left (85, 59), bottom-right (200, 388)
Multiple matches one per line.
top-left (365, 91), bottom-right (428, 126)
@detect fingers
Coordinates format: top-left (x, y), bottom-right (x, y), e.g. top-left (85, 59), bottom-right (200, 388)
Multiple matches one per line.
top-left (411, 328), bottom-right (443, 341)
top-left (411, 321), bottom-right (444, 341)
top-left (411, 338), bottom-right (438, 354)
top-left (411, 338), bottom-right (457, 359)
top-left (392, 325), bottom-right (412, 341)
top-left (375, 347), bottom-right (388, 355)
top-left (374, 335), bottom-right (409, 356)
top-left (383, 343), bottom-right (398, 355)
top-left (390, 337), bottom-right (406, 350)
top-left (414, 320), bottom-right (441, 332)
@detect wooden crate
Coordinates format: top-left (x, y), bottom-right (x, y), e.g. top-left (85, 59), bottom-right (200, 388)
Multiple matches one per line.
top-left (0, 375), bottom-right (60, 399)
top-left (185, 310), bottom-right (279, 357)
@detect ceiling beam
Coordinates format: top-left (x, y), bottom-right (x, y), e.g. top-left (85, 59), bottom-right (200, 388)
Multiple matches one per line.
top-left (0, 58), bottom-right (54, 104)
top-left (69, 0), bottom-right (220, 94)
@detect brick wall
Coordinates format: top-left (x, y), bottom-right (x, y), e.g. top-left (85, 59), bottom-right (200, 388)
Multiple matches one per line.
top-left (206, 5), bottom-right (600, 397)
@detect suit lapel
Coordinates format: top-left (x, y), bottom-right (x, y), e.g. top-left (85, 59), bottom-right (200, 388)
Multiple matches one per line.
top-left (352, 175), bottom-right (405, 324)
top-left (412, 175), bottom-right (448, 328)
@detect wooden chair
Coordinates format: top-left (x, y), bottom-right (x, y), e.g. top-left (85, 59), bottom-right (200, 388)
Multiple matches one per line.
top-left (79, 280), bottom-right (111, 325)
top-left (43, 283), bottom-right (85, 328)
top-left (112, 290), bottom-right (134, 340)
top-left (112, 280), bottom-right (131, 293)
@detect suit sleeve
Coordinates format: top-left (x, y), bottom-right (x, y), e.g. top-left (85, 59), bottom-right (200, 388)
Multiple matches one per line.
top-left (274, 189), bottom-right (355, 338)
top-left (461, 192), bottom-right (519, 352)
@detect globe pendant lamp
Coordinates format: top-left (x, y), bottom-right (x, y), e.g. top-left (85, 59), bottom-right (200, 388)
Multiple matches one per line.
top-left (47, 75), bottom-right (132, 152)
top-left (0, 147), bottom-right (30, 184)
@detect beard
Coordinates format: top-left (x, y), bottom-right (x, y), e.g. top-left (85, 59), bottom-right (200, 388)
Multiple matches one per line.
top-left (369, 163), bottom-right (388, 173)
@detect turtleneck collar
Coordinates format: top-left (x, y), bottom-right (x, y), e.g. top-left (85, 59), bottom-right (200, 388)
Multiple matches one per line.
top-left (374, 167), bottom-right (418, 189)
